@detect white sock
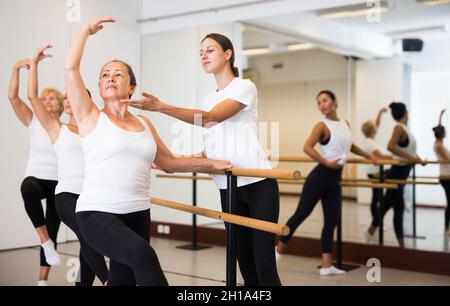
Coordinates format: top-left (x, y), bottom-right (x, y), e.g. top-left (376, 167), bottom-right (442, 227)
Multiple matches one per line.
top-left (319, 266), bottom-right (346, 276)
top-left (37, 280), bottom-right (49, 286)
top-left (41, 240), bottom-right (60, 266)
top-left (275, 247), bottom-right (283, 263)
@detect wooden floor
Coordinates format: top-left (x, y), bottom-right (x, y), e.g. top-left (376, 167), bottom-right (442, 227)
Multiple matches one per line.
top-left (1, 239), bottom-right (449, 286)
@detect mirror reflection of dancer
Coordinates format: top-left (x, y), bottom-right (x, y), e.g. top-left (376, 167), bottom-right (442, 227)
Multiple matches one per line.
top-left (27, 44), bottom-right (109, 286)
top-left (367, 102), bottom-right (424, 247)
top-left (361, 108), bottom-right (392, 243)
top-left (433, 110), bottom-right (450, 236)
top-left (275, 90), bottom-right (377, 276)
top-left (121, 33), bottom-right (282, 286)
top-left (8, 58), bottom-right (62, 286)
top-left (65, 18), bottom-right (231, 286)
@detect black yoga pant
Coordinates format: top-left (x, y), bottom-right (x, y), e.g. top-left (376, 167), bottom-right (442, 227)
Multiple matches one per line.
top-left (55, 192), bottom-right (108, 285)
top-left (20, 176), bottom-right (60, 267)
top-left (77, 209), bottom-right (168, 286)
top-left (371, 165), bottom-right (412, 240)
top-left (219, 179), bottom-right (281, 286)
top-left (441, 180), bottom-right (450, 229)
top-left (280, 164), bottom-right (342, 254)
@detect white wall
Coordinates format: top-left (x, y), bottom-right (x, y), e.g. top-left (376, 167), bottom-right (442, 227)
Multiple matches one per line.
top-left (141, 23), bottom-right (244, 226)
top-left (0, 0), bottom-right (140, 250)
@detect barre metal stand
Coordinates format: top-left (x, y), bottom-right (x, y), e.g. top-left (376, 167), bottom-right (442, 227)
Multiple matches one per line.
top-left (404, 166), bottom-right (426, 240)
top-left (334, 195), bottom-right (359, 272)
top-left (225, 172), bottom-right (237, 286)
top-left (378, 165), bottom-right (385, 245)
top-left (177, 173), bottom-right (213, 251)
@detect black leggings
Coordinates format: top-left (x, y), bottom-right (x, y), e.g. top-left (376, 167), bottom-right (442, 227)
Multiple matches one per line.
top-left (441, 180), bottom-right (450, 229)
top-left (77, 209), bottom-right (168, 286)
top-left (55, 193), bottom-right (108, 285)
top-left (368, 174), bottom-right (382, 220)
top-left (371, 165), bottom-right (412, 240)
top-left (20, 176), bottom-right (60, 267)
top-left (280, 164), bottom-right (342, 254)
top-left (219, 179), bottom-right (281, 286)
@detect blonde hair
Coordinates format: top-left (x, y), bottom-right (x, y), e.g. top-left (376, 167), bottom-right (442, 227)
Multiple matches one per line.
top-left (362, 121), bottom-right (375, 138)
top-left (41, 88), bottom-right (64, 115)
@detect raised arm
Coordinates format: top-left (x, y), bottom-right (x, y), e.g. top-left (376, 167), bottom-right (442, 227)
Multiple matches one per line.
top-left (64, 17), bottom-right (115, 135)
top-left (7, 59), bottom-right (33, 126)
top-left (27, 44), bottom-right (61, 143)
top-left (120, 92), bottom-right (245, 128)
top-left (375, 108), bottom-right (388, 128)
top-left (138, 115), bottom-right (232, 173)
top-left (438, 109), bottom-right (446, 126)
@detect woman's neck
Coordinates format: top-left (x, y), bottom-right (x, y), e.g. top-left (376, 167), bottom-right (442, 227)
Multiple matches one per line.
top-left (214, 69), bottom-right (235, 91)
top-left (325, 112), bottom-right (338, 121)
top-left (67, 116), bottom-right (77, 127)
top-left (103, 100), bottom-right (129, 119)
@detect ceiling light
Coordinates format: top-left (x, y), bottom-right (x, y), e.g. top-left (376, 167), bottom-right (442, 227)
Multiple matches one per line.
top-left (417, 0), bottom-right (450, 6)
top-left (388, 25), bottom-right (449, 40)
top-left (242, 48), bottom-right (271, 56)
top-left (317, 1), bottom-right (390, 19)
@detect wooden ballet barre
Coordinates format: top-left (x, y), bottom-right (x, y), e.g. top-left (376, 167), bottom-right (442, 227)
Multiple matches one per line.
top-left (270, 156), bottom-right (402, 165)
top-left (180, 168), bottom-right (302, 180)
top-left (150, 197), bottom-right (290, 236)
top-left (157, 174), bottom-right (399, 189)
top-left (414, 176), bottom-right (450, 180)
top-left (343, 178), bottom-right (440, 185)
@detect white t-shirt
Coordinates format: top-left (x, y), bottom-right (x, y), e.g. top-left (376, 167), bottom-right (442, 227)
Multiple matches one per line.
top-left (24, 116), bottom-right (58, 180)
top-left (319, 119), bottom-right (352, 165)
top-left (364, 137), bottom-right (389, 174)
top-left (200, 77), bottom-right (271, 189)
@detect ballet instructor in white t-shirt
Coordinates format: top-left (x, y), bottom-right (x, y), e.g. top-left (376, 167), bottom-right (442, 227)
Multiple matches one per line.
top-left (121, 33), bottom-right (282, 286)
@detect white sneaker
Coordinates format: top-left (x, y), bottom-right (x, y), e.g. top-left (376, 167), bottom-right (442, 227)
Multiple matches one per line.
top-left (365, 231), bottom-right (374, 243)
top-left (37, 280), bottom-right (49, 286)
top-left (275, 247), bottom-right (283, 263)
top-left (319, 266), bottom-right (346, 276)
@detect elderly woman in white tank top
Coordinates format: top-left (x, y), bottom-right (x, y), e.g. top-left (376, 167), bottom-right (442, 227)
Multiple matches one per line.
top-left (433, 110), bottom-right (450, 236)
top-left (26, 44), bottom-right (108, 286)
top-left (64, 18), bottom-right (231, 286)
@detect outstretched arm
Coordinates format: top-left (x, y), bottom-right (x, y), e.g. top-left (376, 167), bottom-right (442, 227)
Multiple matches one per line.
top-left (28, 44), bottom-right (61, 143)
top-left (138, 115), bottom-right (232, 173)
top-left (8, 59), bottom-right (33, 126)
top-left (120, 92), bottom-right (246, 128)
top-left (65, 17), bottom-right (115, 135)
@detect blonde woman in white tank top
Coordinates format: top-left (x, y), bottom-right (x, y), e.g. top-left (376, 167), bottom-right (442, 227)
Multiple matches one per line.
top-left (64, 18), bottom-right (231, 286)
top-left (7, 57), bottom-right (64, 285)
top-left (26, 44), bottom-right (109, 286)
top-left (433, 110), bottom-right (450, 235)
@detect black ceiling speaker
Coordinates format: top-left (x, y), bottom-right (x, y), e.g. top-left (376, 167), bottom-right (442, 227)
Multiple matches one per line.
top-left (402, 39), bottom-right (423, 52)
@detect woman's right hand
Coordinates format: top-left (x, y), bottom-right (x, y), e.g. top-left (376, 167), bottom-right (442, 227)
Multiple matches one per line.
top-left (209, 159), bottom-right (233, 171)
top-left (14, 58), bottom-right (31, 70)
top-left (86, 17), bottom-right (116, 35)
top-left (325, 159), bottom-right (343, 169)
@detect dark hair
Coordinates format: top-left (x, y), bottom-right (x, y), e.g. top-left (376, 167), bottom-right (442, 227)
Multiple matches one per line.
top-left (101, 60), bottom-right (137, 98)
top-left (202, 33), bottom-right (239, 77)
top-left (317, 90), bottom-right (337, 102)
top-left (433, 125), bottom-right (446, 139)
top-left (389, 102), bottom-right (407, 121)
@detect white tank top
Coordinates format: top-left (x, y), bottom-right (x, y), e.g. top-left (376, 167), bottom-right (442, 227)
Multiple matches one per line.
top-left (434, 143), bottom-right (450, 177)
top-left (394, 123), bottom-right (417, 160)
top-left (53, 125), bottom-right (84, 195)
top-left (24, 116), bottom-right (58, 180)
top-left (320, 119), bottom-right (352, 165)
top-left (76, 112), bottom-right (157, 214)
